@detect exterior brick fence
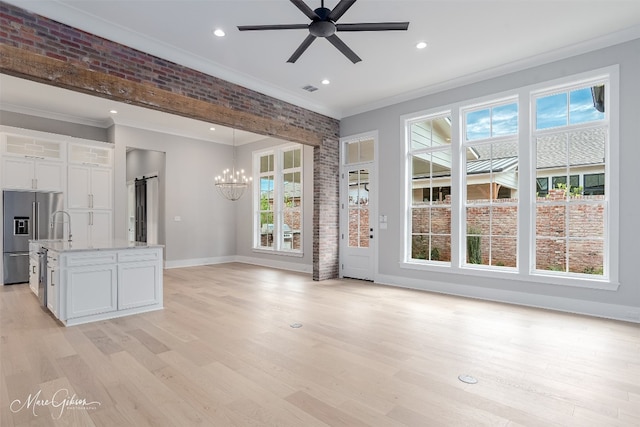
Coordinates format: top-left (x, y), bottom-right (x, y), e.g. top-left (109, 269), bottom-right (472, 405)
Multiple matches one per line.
top-left (411, 189), bottom-right (605, 273)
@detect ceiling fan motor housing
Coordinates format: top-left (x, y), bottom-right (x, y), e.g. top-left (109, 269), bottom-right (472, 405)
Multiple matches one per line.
top-left (309, 7), bottom-right (335, 37)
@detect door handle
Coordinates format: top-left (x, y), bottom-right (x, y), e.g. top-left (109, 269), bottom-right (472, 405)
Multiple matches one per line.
top-left (32, 265), bottom-right (36, 274)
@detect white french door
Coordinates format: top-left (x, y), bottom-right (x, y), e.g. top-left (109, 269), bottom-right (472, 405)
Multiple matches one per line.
top-left (340, 133), bottom-right (377, 281)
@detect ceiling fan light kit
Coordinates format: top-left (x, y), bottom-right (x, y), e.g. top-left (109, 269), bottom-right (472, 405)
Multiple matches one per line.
top-left (238, 0), bottom-right (409, 64)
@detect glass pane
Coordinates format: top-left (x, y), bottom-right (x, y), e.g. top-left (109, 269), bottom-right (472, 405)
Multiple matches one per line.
top-left (293, 148), bottom-right (301, 167)
top-left (584, 173), bottom-right (605, 195)
top-left (283, 172), bottom-right (300, 205)
top-left (536, 238), bottom-right (566, 272)
top-left (466, 225), bottom-right (486, 265)
top-left (410, 120), bottom-right (433, 149)
top-left (431, 116), bottom-right (452, 147)
top-left (569, 240), bottom-right (603, 275)
top-left (283, 210), bottom-right (300, 250)
top-left (492, 103), bottom-right (518, 137)
top-left (348, 170), bottom-right (359, 206)
top-left (536, 134), bottom-right (567, 201)
top-left (359, 139), bottom-right (374, 162)
top-left (466, 109), bottom-right (490, 141)
top-left (348, 208), bottom-right (359, 248)
top-left (358, 169), bottom-right (369, 205)
top-left (411, 208), bottom-right (429, 234)
top-left (569, 86), bottom-right (605, 125)
top-left (260, 154), bottom-right (274, 173)
top-left (359, 207), bottom-right (370, 248)
top-left (283, 150), bottom-right (294, 169)
top-left (490, 141), bottom-right (518, 200)
top-left (536, 92), bottom-right (567, 130)
top-left (431, 206), bottom-right (451, 234)
top-left (491, 237), bottom-right (517, 267)
top-left (491, 205), bottom-right (517, 236)
top-left (260, 212), bottom-right (274, 248)
top-left (411, 235), bottom-right (429, 260)
top-left (260, 176), bottom-right (274, 207)
top-left (431, 235), bottom-right (451, 262)
top-left (569, 204), bottom-right (604, 238)
top-left (536, 205), bottom-right (566, 237)
top-left (347, 141), bottom-right (358, 164)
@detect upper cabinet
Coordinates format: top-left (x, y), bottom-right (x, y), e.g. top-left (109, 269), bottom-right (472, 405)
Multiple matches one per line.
top-left (68, 165), bottom-right (112, 210)
top-left (68, 143), bottom-right (112, 167)
top-left (1, 134), bottom-right (65, 191)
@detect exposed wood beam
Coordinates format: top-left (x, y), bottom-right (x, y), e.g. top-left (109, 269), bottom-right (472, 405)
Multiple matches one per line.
top-left (0, 44), bottom-right (323, 146)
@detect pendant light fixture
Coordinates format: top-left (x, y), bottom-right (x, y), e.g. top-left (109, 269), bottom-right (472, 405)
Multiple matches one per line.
top-left (214, 128), bottom-right (251, 201)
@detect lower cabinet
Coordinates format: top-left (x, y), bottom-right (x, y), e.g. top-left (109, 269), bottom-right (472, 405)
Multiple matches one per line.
top-left (118, 261), bottom-right (161, 310)
top-left (66, 264), bottom-right (117, 319)
top-left (49, 247), bottom-right (162, 326)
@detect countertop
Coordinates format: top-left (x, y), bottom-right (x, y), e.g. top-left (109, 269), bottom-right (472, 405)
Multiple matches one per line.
top-left (30, 239), bottom-right (164, 253)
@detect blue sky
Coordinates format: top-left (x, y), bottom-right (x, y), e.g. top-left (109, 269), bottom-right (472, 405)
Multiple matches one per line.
top-left (465, 86), bottom-right (604, 140)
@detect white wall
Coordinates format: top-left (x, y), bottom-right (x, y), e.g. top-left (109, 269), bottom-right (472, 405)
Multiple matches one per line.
top-left (340, 38), bottom-right (640, 322)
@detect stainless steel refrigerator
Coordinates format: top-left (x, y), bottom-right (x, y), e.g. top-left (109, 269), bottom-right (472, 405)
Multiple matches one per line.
top-left (3, 191), bottom-right (63, 284)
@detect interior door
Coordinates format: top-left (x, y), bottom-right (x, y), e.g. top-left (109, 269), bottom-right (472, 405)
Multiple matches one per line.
top-left (341, 165), bottom-right (374, 280)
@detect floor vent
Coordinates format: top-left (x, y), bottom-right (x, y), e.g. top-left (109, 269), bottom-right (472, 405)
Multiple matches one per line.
top-left (302, 85), bottom-right (318, 92)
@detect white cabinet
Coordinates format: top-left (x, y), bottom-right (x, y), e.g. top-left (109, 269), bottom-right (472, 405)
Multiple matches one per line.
top-left (1, 134), bottom-right (65, 191)
top-left (46, 252), bottom-right (59, 317)
top-left (68, 165), bottom-right (112, 209)
top-left (70, 210), bottom-right (112, 242)
top-left (118, 250), bottom-right (162, 310)
top-left (29, 252), bottom-right (39, 296)
top-left (66, 264), bottom-right (117, 319)
top-left (44, 246), bottom-right (162, 326)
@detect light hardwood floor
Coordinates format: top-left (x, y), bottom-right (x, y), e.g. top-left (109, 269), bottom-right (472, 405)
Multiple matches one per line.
top-left (1, 263), bottom-right (638, 426)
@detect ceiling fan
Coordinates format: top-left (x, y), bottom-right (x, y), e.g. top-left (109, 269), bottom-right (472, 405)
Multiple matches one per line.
top-left (237, 0), bottom-right (410, 64)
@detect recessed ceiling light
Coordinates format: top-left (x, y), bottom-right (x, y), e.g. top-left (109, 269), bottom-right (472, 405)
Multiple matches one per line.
top-left (321, 79), bottom-right (330, 85)
top-left (209, 127), bottom-right (216, 131)
top-left (416, 41), bottom-right (427, 49)
top-left (109, 109), bottom-right (118, 114)
top-left (214, 29), bottom-right (225, 37)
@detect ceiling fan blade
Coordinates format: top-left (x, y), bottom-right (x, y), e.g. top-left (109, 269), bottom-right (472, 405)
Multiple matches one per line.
top-left (326, 34), bottom-right (361, 64)
top-left (328, 0), bottom-right (357, 22)
top-left (337, 22), bottom-right (410, 31)
top-left (287, 34), bottom-right (317, 63)
top-left (238, 24), bottom-right (309, 31)
top-left (290, 0), bottom-right (319, 20)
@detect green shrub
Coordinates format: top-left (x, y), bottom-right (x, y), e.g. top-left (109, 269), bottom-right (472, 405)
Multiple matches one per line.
top-left (467, 226), bottom-right (482, 264)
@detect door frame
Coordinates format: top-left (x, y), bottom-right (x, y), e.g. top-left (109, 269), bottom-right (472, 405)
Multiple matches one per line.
top-left (339, 130), bottom-right (379, 280)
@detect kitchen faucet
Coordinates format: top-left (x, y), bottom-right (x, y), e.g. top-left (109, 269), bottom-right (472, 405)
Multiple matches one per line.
top-left (50, 210), bottom-right (72, 242)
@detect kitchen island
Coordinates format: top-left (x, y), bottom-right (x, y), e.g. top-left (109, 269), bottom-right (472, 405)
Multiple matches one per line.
top-left (30, 240), bottom-right (163, 326)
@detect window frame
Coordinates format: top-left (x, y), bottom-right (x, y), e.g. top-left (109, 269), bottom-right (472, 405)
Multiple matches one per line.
top-left (252, 143), bottom-right (304, 256)
top-left (399, 65), bottom-right (619, 290)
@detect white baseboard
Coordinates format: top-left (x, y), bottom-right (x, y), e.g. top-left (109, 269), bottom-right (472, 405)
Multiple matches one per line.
top-left (164, 255), bottom-right (312, 274)
top-left (375, 273), bottom-right (640, 324)
top-left (234, 256), bottom-right (312, 274)
top-left (164, 256), bottom-right (236, 269)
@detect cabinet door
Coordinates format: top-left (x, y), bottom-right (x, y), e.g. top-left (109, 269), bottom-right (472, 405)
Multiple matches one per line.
top-left (69, 211), bottom-right (90, 242)
top-left (66, 264), bottom-right (117, 319)
top-left (90, 210), bottom-right (113, 241)
top-left (118, 261), bottom-right (161, 309)
top-left (34, 160), bottom-right (64, 192)
top-left (46, 262), bottom-right (58, 316)
top-left (2, 157), bottom-right (35, 189)
top-left (90, 167), bottom-right (112, 210)
top-left (29, 255), bottom-right (39, 296)
top-left (68, 165), bottom-right (91, 208)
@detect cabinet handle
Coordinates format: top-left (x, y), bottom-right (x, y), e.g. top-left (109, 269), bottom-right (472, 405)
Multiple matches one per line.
top-left (90, 212), bottom-right (94, 226)
top-left (90, 194), bottom-right (94, 208)
top-left (32, 265), bottom-right (36, 274)
top-left (50, 270), bottom-right (55, 286)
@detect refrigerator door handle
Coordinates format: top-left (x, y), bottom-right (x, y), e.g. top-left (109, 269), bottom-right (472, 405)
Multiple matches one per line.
top-left (32, 201), bottom-right (37, 240)
top-left (36, 202), bottom-right (41, 240)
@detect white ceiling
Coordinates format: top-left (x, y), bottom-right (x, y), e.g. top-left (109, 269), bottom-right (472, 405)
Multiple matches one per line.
top-left (2, 0), bottom-right (640, 141)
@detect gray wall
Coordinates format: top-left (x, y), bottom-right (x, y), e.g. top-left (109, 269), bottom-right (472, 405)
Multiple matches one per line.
top-left (126, 148), bottom-right (167, 248)
top-left (113, 125), bottom-right (240, 266)
top-left (0, 110), bottom-right (109, 142)
top-left (235, 138), bottom-right (314, 272)
top-left (340, 38), bottom-right (640, 321)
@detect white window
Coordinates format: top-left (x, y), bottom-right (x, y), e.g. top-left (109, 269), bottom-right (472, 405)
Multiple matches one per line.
top-left (532, 79), bottom-right (609, 278)
top-left (254, 145), bottom-right (303, 253)
top-left (462, 98), bottom-right (519, 269)
top-left (406, 113), bottom-right (452, 263)
top-left (401, 66), bottom-right (618, 289)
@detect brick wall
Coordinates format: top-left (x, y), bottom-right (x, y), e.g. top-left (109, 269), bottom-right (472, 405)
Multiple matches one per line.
top-left (0, 2), bottom-right (340, 279)
top-left (412, 189), bottom-right (605, 272)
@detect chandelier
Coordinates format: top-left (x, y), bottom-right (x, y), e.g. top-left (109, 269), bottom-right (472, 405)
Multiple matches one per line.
top-left (214, 128), bottom-right (252, 201)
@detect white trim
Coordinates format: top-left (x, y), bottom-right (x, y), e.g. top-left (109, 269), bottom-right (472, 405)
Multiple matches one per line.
top-left (164, 256), bottom-right (236, 269)
top-left (235, 256), bottom-right (312, 274)
top-left (375, 273), bottom-right (636, 323)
